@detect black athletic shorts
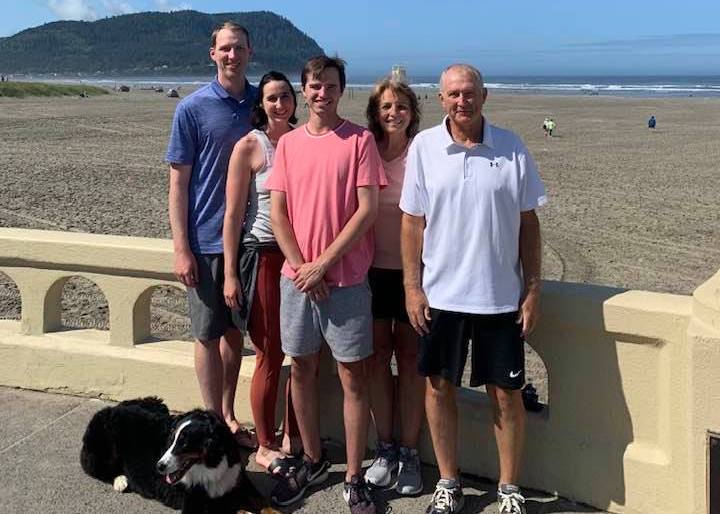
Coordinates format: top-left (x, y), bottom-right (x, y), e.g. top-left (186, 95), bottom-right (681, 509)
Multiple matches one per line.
top-left (418, 308), bottom-right (525, 390)
top-left (368, 267), bottom-right (409, 324)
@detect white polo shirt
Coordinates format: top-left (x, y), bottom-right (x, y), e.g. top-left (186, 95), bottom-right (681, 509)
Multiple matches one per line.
top-left (399, 117), bottom-right (547, 314)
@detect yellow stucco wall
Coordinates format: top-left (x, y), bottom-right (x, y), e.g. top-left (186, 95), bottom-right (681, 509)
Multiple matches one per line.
top-left (1, 228), bottom-right (719, 514)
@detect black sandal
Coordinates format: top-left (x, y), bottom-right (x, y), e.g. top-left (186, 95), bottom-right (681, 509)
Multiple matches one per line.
top-left (232, 427), bottom-right (258, 450)
top-left (267, 455), bottom-right (300, 479)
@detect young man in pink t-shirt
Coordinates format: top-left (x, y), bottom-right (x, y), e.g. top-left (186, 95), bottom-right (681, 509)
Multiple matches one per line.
top-left (266, 56), bottom-right (387, 513)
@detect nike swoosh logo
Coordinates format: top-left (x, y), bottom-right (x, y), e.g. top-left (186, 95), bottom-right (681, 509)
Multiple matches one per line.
top-left (509, 370), bottom-right (522, 378)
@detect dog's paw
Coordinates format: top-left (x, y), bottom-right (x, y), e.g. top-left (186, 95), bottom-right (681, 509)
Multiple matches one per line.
top-left (112, 475), bottom-right (128, 492)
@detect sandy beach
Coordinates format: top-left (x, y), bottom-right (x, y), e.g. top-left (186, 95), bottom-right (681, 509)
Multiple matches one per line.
top-left (2, 87), bottom-right (720, 398)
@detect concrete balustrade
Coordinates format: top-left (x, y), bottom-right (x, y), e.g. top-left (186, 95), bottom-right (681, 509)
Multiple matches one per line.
top-left (0, 227), bottom-right (719, 514)
top-left (0, 227), bottom-right (177, 345)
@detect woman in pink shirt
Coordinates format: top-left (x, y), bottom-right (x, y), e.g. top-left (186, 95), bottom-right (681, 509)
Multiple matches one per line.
top-left (363, 79), bottom-right (425, 495)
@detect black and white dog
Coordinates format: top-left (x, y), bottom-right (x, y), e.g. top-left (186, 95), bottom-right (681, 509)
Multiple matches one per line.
top-left (80, 397), bottom-right (278, 514)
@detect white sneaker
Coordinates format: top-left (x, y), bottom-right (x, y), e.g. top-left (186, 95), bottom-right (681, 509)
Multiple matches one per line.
top-left (426, 481), bottom-right (464, 513)
top-left (497, 485), bottom-right (526, 514)
top-left (363, 440), bottom-right (398, 488)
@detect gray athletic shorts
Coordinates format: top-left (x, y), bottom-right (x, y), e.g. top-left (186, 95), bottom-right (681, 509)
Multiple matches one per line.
top-left (279, 275), bottom-right (373, 363)
top-left (187, 253), bottom-right (238, 341)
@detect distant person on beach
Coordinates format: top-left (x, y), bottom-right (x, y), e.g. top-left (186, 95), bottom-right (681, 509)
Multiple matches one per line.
top-left (401, 63), bottom-right (547, 514)
top-left (165, 21), bottom-right (258, 445)
top-left (542, 117), bottom-right (549, 136)
top-left (363, 79), bottom-right (424, 496)
top-left (266, 56), bottom-right (386, 513)
top-left (546, 118), bottom-right (556, 137)
top-left (648, 115), bottom-right (656, 129)
top-left (222, 71), bottom-right (302, 477)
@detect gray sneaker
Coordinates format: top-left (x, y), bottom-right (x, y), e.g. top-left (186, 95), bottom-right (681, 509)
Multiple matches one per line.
top-left (363, 440), bottom-right (398, 487)
top-left (395, 446), bottom-right (423, 495)
top-left (426, 481), bottom-right (464, 513)
top-left (497, 485), bottom-right (526, 514)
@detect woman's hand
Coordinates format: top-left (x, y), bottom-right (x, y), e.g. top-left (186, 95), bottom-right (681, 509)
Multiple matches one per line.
top-left (224, 276), bottom-right (243, 309)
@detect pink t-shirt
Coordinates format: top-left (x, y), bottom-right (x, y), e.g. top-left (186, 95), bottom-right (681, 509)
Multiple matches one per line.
top-left (265, 120), bottom-right (387, 287)
top-left (373, 146), bottom-right (408, 269)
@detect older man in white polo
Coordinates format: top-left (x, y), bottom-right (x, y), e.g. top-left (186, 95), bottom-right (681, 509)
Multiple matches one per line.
top-left (400, 63), bottom-right (546, 514)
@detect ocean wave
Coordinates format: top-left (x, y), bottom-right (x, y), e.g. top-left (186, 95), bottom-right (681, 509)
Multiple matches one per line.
top-left (14, 75), bottom-right (720, 97)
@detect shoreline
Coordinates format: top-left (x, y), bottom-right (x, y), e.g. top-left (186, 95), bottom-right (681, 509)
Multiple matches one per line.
top-left (6, 75), bottom-right (720, 99)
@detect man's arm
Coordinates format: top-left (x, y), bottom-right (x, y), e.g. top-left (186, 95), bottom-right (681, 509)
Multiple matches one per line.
top-left (292, 185), bottom-right (379, 292)
top-left (518, 209), bottom-right (542, 337)
top-left (270, 190), bottom-right (305, 270)
top-left (270, 190), bottom-right (328, 301)
top-left (168, 164), bottom-right (197, 287)
top-left (401, 212), bottom-right (431, 335)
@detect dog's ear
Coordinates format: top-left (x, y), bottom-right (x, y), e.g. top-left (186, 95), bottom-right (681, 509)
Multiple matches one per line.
top-left (203, 435), bottom-right (223, 467)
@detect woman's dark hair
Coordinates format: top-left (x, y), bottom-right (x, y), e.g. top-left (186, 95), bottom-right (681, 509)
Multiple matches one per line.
top-left (366, 78), bottom-right (421, 142)
top-left (251, 71), bottom-right (298, 129)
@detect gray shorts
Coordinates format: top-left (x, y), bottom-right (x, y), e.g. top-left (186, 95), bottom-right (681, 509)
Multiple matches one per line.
top-left (279, 275), bottom-right (373, 363)
top-left (187, 253), bottom-right (238, 341)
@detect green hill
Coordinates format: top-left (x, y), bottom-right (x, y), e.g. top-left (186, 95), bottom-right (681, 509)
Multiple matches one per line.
top-left (0, 10), bottom-right (324, 75)
top-left (0, 82), bottom-right (108, 98)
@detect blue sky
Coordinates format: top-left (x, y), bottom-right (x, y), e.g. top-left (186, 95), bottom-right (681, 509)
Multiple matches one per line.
top-left (3, 0), bottom-right (720, 76)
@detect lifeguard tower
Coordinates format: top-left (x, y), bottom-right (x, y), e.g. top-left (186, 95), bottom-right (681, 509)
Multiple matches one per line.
top-left (391, 64), bottom-right (407, 83)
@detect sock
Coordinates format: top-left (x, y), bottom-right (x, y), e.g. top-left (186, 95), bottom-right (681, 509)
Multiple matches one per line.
top-left (499, 483), bottom-right (520, 494)
top-left (438, 478), bottom-right (459, 489)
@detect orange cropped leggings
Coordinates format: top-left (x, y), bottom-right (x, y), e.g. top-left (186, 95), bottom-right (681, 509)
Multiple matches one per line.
top-left (247, 249), bottom-right (299, 448)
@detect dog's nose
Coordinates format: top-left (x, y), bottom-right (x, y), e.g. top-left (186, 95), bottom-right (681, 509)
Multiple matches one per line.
top-left (156, 460), bottom-right (167, 474)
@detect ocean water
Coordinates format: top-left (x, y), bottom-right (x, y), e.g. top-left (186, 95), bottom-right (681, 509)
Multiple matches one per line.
top-left (14, 73), bottom-right (720, 98)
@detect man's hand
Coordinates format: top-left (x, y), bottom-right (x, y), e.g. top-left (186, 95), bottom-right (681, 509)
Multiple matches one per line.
top-left (174, 250), bottom-right (198, 287)
top-left (224, 276), bottom-right (243, 309)
top-left (307, 279), bottom-right (329, 303)
top-left (293, 259), bottom-right (328, 292)
top-left (406, 286), bottom-right (431, 335)
top-left (517, 289), bottom-right (540, 338)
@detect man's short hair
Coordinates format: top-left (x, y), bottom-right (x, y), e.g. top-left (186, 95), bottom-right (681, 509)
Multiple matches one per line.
top-left (210, 21), bottom-right (251, 48)
top-left (301, 56), bottom-right (346, 93)
top-left (439, 64), bottom-right (485, 91)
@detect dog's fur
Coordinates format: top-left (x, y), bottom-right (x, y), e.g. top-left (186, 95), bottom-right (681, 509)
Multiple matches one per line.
top-left (80, 397), bottom-right (276, 514)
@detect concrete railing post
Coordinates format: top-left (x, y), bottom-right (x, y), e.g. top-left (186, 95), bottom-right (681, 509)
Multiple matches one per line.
top-left (2, 267), bottom-right (68, 335)
top-left (95, 276), bottom-right (157, 347)
top-left (688, 269), bottom-right (720, 514)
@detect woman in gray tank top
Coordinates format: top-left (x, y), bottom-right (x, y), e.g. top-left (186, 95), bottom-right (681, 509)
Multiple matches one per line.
top-left (222, 72), bottom-right (302, 476)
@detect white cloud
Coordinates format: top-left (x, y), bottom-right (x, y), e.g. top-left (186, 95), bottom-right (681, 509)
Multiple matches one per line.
top-left (153, 0), bottom-right (191, 12)
top-left (47, 0), bottom-right (98, 21)
top-left (102, 0), bottom-right (136, 16)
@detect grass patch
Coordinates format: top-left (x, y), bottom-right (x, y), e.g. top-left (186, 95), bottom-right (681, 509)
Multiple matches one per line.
top-left (0, 81), bottom-right (109, 98)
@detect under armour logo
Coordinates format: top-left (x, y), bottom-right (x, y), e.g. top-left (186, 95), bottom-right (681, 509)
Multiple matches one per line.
top-left (489, 161), bottom-right (500, 167)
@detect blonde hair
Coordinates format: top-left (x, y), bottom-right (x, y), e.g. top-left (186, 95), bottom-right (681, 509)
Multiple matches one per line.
top-left (366, 78), bottom-right (421, 142)
top-left (210, 21), bottom-right (250, 48)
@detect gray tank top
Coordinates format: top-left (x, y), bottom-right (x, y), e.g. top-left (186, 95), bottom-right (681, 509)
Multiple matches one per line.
top-left (243, 129), bottom-right (275, 243)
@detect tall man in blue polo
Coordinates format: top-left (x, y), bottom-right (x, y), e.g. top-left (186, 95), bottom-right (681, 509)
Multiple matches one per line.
top-left (401, 64), bottom-right (547, 514)
top-left (166, 22), bottom-right (258, 441)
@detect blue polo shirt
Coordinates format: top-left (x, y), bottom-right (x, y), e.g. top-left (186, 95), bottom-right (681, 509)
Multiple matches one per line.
top-left (166, 79), bottom-right (258, 253)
